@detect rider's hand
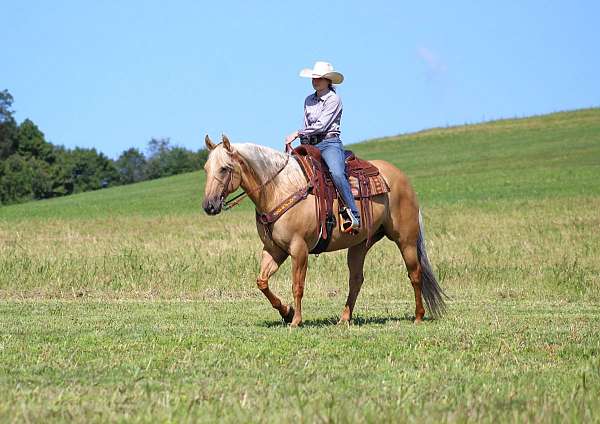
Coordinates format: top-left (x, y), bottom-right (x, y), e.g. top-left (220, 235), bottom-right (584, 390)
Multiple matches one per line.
top-left (285, 131), bottom-right (299, 145)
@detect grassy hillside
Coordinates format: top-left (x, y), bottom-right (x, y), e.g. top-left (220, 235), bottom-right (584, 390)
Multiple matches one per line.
top-left (358, 108), bottom-right (600, 204)
top-left (1, 109), bottom-right (599, 422)
top-left (1, 108), bottom-right (598, 221)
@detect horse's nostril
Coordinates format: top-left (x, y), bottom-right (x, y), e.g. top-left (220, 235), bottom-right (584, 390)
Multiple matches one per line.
top-left (203, 201), bottom-right (221, 215)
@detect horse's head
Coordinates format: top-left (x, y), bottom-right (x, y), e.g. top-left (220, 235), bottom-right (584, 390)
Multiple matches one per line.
top-left (202, 134), bottom-right (243, 215)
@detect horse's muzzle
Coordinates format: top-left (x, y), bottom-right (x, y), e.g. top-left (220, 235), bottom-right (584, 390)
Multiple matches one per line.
top-left (202, 197), bottom-right (223, 215)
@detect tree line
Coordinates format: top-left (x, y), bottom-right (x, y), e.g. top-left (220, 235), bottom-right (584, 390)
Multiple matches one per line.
top-left (0, 89), bottom-right (208, 205)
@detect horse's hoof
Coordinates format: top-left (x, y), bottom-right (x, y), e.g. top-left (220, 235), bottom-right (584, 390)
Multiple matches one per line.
top-left (282, 305), bottom-right (295, 324)
top-left (337, 319), bottom-right (351, 326)
top-left (414, 318), bottom-right (424, 325)
top-left (290, 319), bottom-right (302, 328)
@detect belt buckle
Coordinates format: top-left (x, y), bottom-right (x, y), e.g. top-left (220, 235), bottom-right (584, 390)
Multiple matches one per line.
top-left (301, 135), bottom-right (321, 145)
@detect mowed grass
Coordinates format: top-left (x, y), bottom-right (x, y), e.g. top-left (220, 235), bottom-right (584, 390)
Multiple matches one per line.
top-left (1, 108), bottom-right (599, 422)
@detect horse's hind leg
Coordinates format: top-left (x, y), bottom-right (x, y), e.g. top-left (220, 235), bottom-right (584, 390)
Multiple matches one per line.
top-left (257, 247), bottom-right (293, 323)
top-left (339, 241), bottom-right (370, 324)
top-left (396, 241), bottom-right (425, 323)
top-left (383, 188), bottom-right (426, 323)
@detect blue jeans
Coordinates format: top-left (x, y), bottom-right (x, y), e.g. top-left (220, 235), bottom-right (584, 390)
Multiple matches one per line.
top-left (317, 137), bottom-right (360, 218)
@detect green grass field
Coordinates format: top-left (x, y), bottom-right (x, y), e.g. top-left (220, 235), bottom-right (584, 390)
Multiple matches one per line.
top-left (1, 109), bottom-right (599, 422)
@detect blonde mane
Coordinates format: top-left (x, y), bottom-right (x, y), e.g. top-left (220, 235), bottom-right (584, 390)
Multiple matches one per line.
top-left (234, 143), bottom-right (306, 192)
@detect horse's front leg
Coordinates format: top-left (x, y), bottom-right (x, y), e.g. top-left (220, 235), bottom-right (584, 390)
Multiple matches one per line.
top-left (290, 242), bottom-right (308, 327)
top-left (256, 247), bottom-right (293, 323)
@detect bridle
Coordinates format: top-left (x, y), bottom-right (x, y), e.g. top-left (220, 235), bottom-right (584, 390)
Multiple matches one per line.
top-left (212, 154), bottom-right (291, 211)
top-left (210, 165), bottom-right (238, 208)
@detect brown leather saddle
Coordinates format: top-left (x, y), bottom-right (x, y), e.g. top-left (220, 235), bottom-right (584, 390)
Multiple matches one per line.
top-left (291, 144), bottom-right (389, 253)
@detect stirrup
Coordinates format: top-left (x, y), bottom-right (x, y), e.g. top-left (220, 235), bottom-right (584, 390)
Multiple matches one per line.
top-left (340, 208), bottom-right (360, 234)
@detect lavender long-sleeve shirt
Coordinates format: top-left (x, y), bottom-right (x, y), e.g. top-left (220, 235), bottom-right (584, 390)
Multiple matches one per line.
top-left (298, 89), bottom-right (342, 138)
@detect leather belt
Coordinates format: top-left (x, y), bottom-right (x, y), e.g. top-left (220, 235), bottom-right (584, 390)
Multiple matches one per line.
top-left (300, 133), bottom-right (338, 145)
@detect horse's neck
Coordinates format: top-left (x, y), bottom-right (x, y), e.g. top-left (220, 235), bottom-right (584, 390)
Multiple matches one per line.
top-left (235, 144), bottom-right (305, 212)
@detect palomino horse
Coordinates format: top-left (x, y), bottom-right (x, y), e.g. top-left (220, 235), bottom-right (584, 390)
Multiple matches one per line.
top-left (202, 135), bottom-right (445, 327)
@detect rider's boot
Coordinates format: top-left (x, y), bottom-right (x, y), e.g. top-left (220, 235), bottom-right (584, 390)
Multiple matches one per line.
top-left (340, 207), bottom-right (360, 234)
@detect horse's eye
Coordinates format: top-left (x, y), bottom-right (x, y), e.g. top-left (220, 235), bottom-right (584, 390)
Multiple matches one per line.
top-left (219, 166), bottom-right (229, 173)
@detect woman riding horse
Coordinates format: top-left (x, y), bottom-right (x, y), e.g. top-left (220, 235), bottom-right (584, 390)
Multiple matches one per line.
top-left (202, 132), bottom-right (446, 327)
top-left (285, 61), bottom-right (360, 233)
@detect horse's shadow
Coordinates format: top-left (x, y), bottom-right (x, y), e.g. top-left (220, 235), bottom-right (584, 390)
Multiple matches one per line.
top-left (260, 314), bottom-right (432, 328)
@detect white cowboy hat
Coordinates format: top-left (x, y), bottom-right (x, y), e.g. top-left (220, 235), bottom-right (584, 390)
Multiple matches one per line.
top-left (299, 61), bottom-right (344, 84)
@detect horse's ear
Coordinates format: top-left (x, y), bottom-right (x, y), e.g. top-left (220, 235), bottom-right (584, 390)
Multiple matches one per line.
top-left (222, 134), bottom-right (233, 152)
top-left (205, 135), bottom-right (217, 151)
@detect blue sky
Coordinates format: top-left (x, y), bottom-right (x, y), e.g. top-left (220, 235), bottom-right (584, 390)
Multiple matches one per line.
top-left (4, 0), bottom-right (600, 158)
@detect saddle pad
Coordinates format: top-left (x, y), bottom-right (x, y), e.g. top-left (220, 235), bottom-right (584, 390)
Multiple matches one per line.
top-left (349, 174), bottom-right (390, 199)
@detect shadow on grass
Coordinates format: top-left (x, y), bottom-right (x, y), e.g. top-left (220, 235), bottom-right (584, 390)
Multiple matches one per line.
top-left (260, 313), bottom-right (431, 328)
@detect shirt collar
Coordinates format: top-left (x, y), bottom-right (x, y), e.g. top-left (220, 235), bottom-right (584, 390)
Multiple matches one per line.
top-left (314, 89), bottom-right (334, 101)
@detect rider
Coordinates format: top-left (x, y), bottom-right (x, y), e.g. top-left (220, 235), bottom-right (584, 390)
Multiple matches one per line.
top-left (285, 61), bottom-right (360, 232)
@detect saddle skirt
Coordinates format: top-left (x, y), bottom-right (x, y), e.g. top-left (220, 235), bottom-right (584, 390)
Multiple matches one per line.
top-left (292, 144), bottom-right (390, 253)
top-left (346, 156), bottom-right (390, 200)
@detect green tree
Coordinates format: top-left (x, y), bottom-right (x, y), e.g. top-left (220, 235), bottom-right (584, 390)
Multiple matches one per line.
top-left (116, 147), bottom-right (147, 184)
top-left (195, 148), bottom-right (209, 168)
top-left (162, 147), bottom-right (197, 175)
top-left (0, 155), bottom-right (52, 203)
top-left (145, 137), bottom-right (171, 179)
top-left (0, 89), bottom-right (18, 160)
top-left (144, 138), bottom-right (208, 180)
top-left (16, 119), bottom-right (55, 163)
top-left (50, 146), bottom-right (76, 196)
top-left (60, 147), bottom-right (120, 193)
top-left (1, 89), bottom-right (209, 205)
